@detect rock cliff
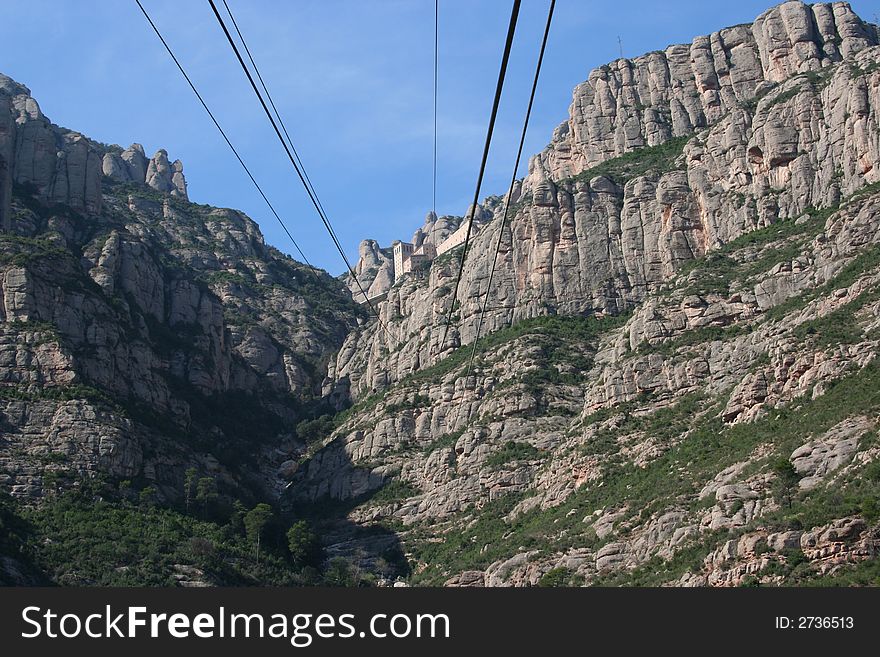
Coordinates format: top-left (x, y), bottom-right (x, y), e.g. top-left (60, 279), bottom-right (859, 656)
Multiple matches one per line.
top-left (335, 0), bottom-right (880, 399)
top-left (0, 74), bottom-right (361, 507)
top-left (302, 1), bottom-right (880, 586)
top-left (2, 0), bottom-right (880, 588)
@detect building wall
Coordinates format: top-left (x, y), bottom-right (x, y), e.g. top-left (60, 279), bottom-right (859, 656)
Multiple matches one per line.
top-left (436, 219), bottom-right (470, 256)
top-left (404, 253), bottom-right (430, 274)
top-left (393, 241), bottom-right (414, 282)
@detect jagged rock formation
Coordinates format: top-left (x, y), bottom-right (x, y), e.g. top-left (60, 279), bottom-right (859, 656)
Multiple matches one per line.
top-left (543, 0), bottom-right (880, 178)
top-left (0, 75), bottom-right (103, 226)
top-left (144, 148), bottom-right (187, 198)
top-left (2, 1), bottom-right (880, 588)
top-left (106, 146), bottom-right (188, 198)
top-left (347, 239), bottom-right (394, 300)
top-left (102, 144), bottom-right (146, 184)
top-left (0, 73), bottom-right (360, 506)
top-left (330, 0), bottom-right (880, 401)
top-left (290, 1), bottom-right (880, 587)
top-left (0, 75), bottom-right (191, 235)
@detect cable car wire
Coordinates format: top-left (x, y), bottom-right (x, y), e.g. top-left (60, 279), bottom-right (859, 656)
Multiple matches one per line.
top-left (438, 0), bottom-right (522, 352)
top-left (466, 0), bottom-right (555, 380)
top-left (134, 0), bottom-right (316, 278)
top-left (206, 0), bottom-right (397, 343)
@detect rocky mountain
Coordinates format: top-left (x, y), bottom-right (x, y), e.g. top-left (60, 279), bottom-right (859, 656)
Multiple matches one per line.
top-left (345, 211), bottom-right (467, 300)
top-left (298, 0), bottom-right (880, 586)
top-left (0, 72), bottom-right (363, 512)
top-left (1, 0), bottom-right (879, 587)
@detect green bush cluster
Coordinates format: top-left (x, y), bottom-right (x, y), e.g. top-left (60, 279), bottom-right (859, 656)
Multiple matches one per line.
top-left (559, 135), bottom-right (691, 188)
top-left (0, 480), bottom-right (330, 586)
top-left (485, 441), bottom-right (541, 468)
top-left (408, 361), bottom-right (880, 585)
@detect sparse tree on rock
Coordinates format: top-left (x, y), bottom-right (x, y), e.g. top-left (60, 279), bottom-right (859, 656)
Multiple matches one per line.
top-left (184, 467), bottom-right (197, 514)
top-left (772, 458), bottom-right (801, 509)
top-left (244, 503), bottom-right (274, 563)
top-left (195, 477), bottom-right (217, 519)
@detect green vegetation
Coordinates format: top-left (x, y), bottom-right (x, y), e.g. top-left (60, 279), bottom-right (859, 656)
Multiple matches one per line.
top-left (0, 233), bottom-right (70, 266)
top-left (371, 478), bottom-right (420, 503)
top-left (635, 184), bottom-right (880, 355)
top-left (740, 69), bottom-right (832, 114)
top-left (407, 362), bottom-right (880, 584)
top-left (560, 135), bottom-right (691, 188)
top-left (583, 393), bottom-right (704, 458)
top-left (413, 314), bottom-right (628, 385)
top-left (771, 458), bottom-right (802, 509)
top-left (433, 244), bottom-right (464, 268)
top-left (1, 481), bottom-right (333, 586)
top-left (296, 414), bottom-right (337, 443)
top-left (537, 566), bottom-right (583, 587)
top-left (763, 86), bottom-right (803, 110)
top-left (485, 441), bottom-right (541, 468)
top-left (0, 492), bottom-right (41, 585)
top-left (421, 428), bottom-right (466, 455)
top-left (244, 503), bottom-right (274, 563)
top-left (0, 383), bottom-right (116, 406)
top-left (384, 394), bottom-right (431, 415)
top-left (286, 520), bottom-right (323, 570)
top-left (10, 182), bottom-right (87, 224)
top-left (801, 558), bottom-right (880, 586)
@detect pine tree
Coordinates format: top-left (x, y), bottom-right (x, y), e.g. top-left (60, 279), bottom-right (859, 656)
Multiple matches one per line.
top-left (195, 477), bottom-right (217, 519)
top-left (244, 503), bottom-right (274, 563)
top-left (184, 467), bottom-right (197, 514)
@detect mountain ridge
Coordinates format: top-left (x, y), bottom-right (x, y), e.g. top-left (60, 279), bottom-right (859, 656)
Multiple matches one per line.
top-left (1, 0), bottom-right (880, 587)
top-left (305, 0), bottom-right (880, 586)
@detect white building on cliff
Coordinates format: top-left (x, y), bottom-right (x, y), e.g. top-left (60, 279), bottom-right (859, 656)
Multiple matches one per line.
top-left (391, 215), bottom-right (474, 282)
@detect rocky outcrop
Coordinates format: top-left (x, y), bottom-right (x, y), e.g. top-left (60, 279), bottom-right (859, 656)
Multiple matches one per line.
top-left (347, 239), bottom-right (394, 300)
top-left (0, 73), bottom-right (360, 504)
top-left (543, 0), bottom-right (879, 179)
top-left (790, 416), bottom-right (871, 489)
top-left (102, 143), bottom-right (149, 184)
top-left (0, 74), bottom-right (191, 233)
top-left (286, 2), bottom-right (880, 587)
top-left (144, 149), bottom-right (187, 199)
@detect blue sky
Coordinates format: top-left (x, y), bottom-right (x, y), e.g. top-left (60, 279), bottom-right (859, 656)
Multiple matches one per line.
top-left (2, 0), bottom-right (877, 273)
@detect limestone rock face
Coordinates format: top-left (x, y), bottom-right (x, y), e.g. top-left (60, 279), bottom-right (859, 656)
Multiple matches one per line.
top-left (543, 0), bottom-right (879, 180)
top-left (145, 149), bottom-right (187, 199)
top-left (294, 2), bottom-right (880, 587)
top-left (0, 70), bottom-right (360, 504)
top-left (332, 9), bottom-right (880, 404)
